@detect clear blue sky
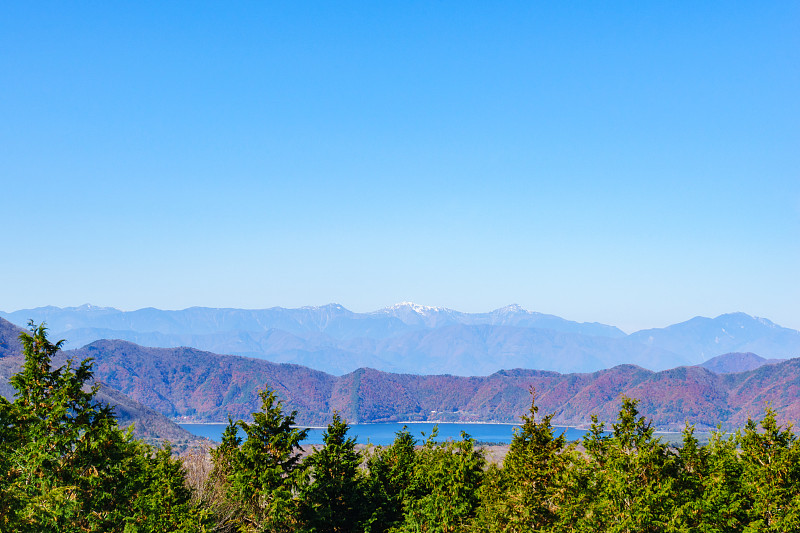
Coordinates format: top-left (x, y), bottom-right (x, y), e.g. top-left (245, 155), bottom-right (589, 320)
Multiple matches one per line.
top-left (2, 2), bottom-right (798, 332)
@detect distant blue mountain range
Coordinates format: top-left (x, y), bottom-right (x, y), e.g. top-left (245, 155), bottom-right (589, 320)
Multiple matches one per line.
top-left (2, 303), bottom-right (799, 376)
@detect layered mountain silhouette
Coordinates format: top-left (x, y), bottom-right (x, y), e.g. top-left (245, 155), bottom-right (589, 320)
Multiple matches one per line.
top-left (0, 318), bottom-right (200, 442)
top-left (629, 312), bottom-right (800, 362)
top-left (57, 336), bottom-right (800, 431)
top-left (4, 304), bottom-right (798, 376)
top-left (3, 314), bottom-right (800, 433)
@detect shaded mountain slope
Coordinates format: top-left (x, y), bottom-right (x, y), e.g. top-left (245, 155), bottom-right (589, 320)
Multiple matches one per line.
top-left (0, 318), bottom-right (25, 400)
top-left (345, 324), bottom-right (691, 374)
top-left (38, 322), bottom-right (690, 375)
top-left (94, 384), bottom-right (202, 441)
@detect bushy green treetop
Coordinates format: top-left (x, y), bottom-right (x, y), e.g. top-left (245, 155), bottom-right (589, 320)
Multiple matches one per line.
top-left (300, 412), bottom-right (369, 533)
top-left (0, 322), bottom-right (207, 532)
top-left (209, 387), bottom-right (309, 532)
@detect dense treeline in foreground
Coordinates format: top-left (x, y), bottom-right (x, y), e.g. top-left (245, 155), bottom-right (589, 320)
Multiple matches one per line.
top-left (2, 325), bottom-right (799, 532)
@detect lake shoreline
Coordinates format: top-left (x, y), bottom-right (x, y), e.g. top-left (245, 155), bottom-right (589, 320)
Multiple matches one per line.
top-left (178, 421), bottom-right (598, 446)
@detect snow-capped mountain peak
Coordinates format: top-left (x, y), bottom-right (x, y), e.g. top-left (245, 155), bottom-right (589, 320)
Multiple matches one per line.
top-left (387, 302), bottom-right (446, 315)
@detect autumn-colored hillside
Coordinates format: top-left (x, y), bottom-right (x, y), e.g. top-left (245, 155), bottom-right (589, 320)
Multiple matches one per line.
top-left (61, 337), bottom-right (800, 430)
top-left (0, 319), bottom-right (204, 442)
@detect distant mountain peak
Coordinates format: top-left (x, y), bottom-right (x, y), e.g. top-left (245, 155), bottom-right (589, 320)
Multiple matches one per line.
top-left (73, 303), bottom-right (118, 312)
top-left (699, 352), bottom-right (785, 374)
top-left (301, 303), bottom-right (348, 312)
top-left (386, 302), bottom-right (447, 315)
top-left (493, 304), bottom-right (529, 315)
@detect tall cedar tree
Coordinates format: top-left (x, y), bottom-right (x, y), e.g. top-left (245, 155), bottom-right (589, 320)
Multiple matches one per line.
top-left (738, 409), bottom-right (800, 531)
top-left (474, 388), bottom-right (577, 532)
top-left (0, 322), bottom-right (207, 532)
top-left (396, 427), bottom-right (486, 533)
top-left (365, 426), bottom-right (418, 532)
top-left (209, 387), bottom-right (309, 533)
top-left (573, 397), bottom-right (679, 533)
top-left (299, 412), bottom-right (370, 532)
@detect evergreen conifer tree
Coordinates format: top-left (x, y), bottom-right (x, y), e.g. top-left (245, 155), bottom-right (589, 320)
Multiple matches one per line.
top-left (397, 427), bottom-right (485, 532)
top-left (365, 426), bottom-right (418, 532)
top-left (575, 397), bottom-right (678, 532)
top-left (300, 412), bottom-right (369, 533)
top-left (475, 388), bottom-right (579, 532)
top-left (738, 409), bottom-right (800, 532)
top-left (209, 387), bottom-right (309, 532)
top-left (0, 322), bottom-right (207, 532)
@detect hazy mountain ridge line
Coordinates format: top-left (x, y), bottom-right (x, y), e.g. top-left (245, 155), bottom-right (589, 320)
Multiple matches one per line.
top-left (0, 302), bottom-right (626, 337)
top-left (700, 352), bottom-right (786, 374)
top-left (4, 315), bottom-right (800, 432)
top-left (9, 304), bottom-right (800, 375)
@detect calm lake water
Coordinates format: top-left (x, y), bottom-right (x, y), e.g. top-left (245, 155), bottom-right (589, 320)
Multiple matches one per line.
top-left (179, 422), bottom-right (592, 446)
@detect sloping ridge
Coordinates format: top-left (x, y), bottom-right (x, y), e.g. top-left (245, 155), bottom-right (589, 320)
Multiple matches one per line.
top-left (0, 318), bottom-right (200, 442)
top-left (62, 336), bottom-right (800, 431)
top-left (700, 352), bottom-right (785, 374)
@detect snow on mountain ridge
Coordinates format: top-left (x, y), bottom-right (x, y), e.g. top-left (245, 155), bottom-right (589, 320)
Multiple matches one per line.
top-left (756, 317), bottom-right (777, 328)
top-left (385, 302), bottom-right (450, 315)
top-left (491, 304), bottom-right (544, 316)
top-left (300, 303), bottom-right (347, 312)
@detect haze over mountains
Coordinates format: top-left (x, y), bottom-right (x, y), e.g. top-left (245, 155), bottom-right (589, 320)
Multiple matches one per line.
top-left (2, 314), bottom-right (799, 433)
top-left (2, 304), bottom-right (799, 376)
top-left (699, 352), bottom-right (786, 374)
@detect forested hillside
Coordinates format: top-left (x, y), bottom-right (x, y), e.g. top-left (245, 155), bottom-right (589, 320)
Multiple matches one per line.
top-left (3, 322), bottom-right (799, 532)
top-left (65, 336), bottom-right (800, 430)
top-left (5, 316), bottom-right (800, 432)
top-left (0, 318), bottom-right (203, 443)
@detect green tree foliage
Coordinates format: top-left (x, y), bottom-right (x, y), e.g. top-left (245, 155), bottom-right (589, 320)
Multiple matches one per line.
top-left (0, 322), bottom-right (207, 532)
top-left (474, 388), bottom-right (577, 532)
top-left (299, 412), bottom-right (370, 533)
top-left (365, 426), bottom-right (418, 532)
top-left (738, 409), bottom-right (800, 532)
top-left (668, 426), bottom-right (746, 532)
top-left (209, 387), bottom-right (309, 532)
top-left (127, 443), bottom-right (212, 532)
top-left (558, 397), bottom-right (678, 532)
top-left (395, 428), bottom-right (486, 533)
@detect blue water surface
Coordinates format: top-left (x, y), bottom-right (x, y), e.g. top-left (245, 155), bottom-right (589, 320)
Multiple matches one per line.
top-left (180, 422), bottom-right (591, 446)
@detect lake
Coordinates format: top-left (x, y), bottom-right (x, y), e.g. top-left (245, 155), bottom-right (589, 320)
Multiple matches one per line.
top-left (179, 422), bottom-right (592, 446)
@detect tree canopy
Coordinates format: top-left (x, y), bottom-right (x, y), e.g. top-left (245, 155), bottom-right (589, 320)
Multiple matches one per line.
top-left (3, 322), bottom-right (799, 532)
top-left (0, 322), bottom-right (208, 532)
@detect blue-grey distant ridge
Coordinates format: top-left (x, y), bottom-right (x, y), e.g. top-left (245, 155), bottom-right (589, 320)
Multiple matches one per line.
top-left (2, 304), bottom-right (798, 376)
